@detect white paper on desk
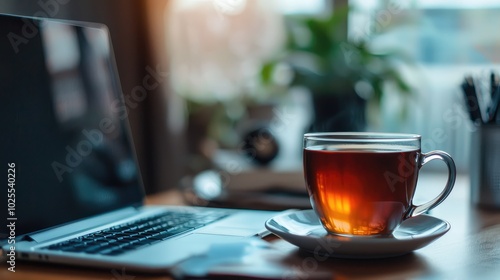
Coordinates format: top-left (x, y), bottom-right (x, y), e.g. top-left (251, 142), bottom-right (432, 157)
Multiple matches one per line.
top-left (171, 238), bottom-right (331, 279)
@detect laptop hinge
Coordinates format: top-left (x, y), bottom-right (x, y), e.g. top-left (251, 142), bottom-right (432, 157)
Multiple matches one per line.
top-left (26, 207), bottom-right (139, 243)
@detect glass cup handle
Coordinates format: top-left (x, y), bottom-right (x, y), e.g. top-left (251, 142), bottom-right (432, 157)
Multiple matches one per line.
top-left (404, 151), bottom-right (456, 219)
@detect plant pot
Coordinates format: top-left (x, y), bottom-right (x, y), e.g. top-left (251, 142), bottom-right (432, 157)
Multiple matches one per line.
top-left (308, 91), bottom-right (366, 133)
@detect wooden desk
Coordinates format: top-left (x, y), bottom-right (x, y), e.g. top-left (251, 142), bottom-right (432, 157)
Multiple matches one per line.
top-left (2, 173), bottom-right (500, 279)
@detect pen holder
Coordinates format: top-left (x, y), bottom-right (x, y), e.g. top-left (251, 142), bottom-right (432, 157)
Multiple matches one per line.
top-left (471, 125), bottom-right (500, 209)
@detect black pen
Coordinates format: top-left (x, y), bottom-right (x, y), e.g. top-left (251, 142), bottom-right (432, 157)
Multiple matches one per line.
top-left (489, 84), bottom-right (500, 124)
top-left (462, 76), bottom-right (483, 124)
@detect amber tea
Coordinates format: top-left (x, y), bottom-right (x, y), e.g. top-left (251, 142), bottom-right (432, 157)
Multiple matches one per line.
top-left (303, 133), bottom-right (456, 237)
top-left (304, 146), bottom-right (419, 235)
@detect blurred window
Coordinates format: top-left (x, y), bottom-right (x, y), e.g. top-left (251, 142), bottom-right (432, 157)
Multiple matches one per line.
top-left (350, 0), bottom-right (500, 170)
top-left (275, 0), bottom-right (329, 15)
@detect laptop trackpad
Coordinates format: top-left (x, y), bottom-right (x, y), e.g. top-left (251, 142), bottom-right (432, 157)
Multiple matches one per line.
top-left (130, 233), bottom-right (249, 268)
top-left (196, 227), bottom-right (258, 236)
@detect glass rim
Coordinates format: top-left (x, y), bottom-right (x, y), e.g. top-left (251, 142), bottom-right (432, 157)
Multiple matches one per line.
top-left (304, 132), bottom-right (421, 142)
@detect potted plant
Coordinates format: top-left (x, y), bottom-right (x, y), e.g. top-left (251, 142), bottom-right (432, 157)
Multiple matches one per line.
top-left (260, 7), bottom-right (412, 132)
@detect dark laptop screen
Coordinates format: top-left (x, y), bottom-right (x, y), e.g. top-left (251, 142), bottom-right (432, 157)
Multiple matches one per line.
top-left (0, 14), bottom-right (145, 239)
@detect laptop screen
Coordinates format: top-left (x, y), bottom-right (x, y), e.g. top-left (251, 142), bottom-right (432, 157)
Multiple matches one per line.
top-left (0, 14), bottom-right (145, 239)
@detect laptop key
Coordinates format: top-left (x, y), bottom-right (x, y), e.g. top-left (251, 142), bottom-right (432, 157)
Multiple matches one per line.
top-left (83, 245), bottom-right (103, 254)
top-left (102, 249), bottom-right (125, 256)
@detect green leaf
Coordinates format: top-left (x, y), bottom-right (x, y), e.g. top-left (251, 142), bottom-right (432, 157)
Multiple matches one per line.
top-left (260, 62), bottom-right (276, 85)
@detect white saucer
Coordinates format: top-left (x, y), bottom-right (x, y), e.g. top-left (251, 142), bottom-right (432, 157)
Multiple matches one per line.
top-left (265, 209), bottom-right (450, 259)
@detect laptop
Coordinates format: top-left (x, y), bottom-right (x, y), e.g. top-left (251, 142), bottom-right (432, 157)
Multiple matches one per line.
top-left (0, 13), bottom-right (280, 273)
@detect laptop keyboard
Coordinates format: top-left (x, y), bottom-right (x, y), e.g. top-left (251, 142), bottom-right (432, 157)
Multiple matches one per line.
top-left (43, 210), bottom-right (229, 256)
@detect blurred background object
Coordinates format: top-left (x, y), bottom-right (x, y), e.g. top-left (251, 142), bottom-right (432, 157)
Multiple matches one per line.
top-left (259, 5), bottom-right (412, 133)
top-left (165, 0), bottom-right (286, 173)
top-left (3, 0), bottom-right (500, 200)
